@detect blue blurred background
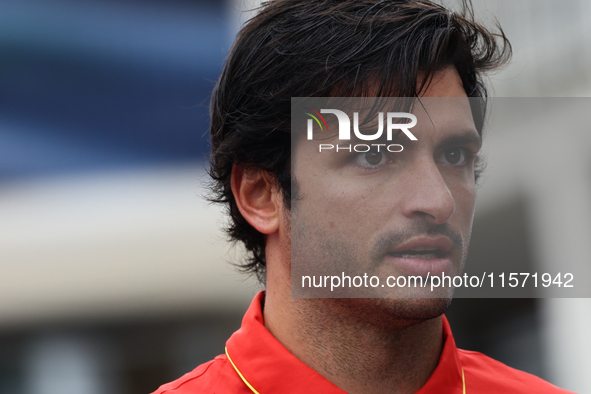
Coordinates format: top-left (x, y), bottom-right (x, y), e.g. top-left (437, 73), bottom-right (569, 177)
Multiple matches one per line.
top-left (0, 0), bottom-right (225, 180)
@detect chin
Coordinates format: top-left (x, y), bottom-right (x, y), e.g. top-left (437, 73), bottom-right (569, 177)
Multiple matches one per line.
top-left (329, 297), bottom-right (452, 329)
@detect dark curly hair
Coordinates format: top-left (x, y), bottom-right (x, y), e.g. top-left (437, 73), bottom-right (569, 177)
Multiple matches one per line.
top-left (208, 0), bottom-right (511, 283)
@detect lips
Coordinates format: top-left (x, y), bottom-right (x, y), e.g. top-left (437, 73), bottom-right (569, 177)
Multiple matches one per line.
top-left (388, 236), bottom-right (453, 256)
top-left (388, 247), bottom-right (444, 260)
top-left (383, 236), bottom-right (455, 277)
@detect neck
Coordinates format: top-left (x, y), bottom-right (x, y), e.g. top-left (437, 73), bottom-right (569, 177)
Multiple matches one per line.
top-left (264, 287), bottom-right (444, 394)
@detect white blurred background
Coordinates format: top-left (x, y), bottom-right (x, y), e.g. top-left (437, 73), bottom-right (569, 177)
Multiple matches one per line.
top-left (0, 0), bottom-right (589, 393)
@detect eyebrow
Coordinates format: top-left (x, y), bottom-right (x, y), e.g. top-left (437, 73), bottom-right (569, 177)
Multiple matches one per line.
top-left (346, 127), bottom-right (407, 145)
top-left (439, 130), bottom-right (482, 151)
top-left (320, 128), bottom-right (482, 149)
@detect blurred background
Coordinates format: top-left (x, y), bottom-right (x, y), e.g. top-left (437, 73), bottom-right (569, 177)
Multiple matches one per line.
top-left (0, 0), bottom-right (589, 393)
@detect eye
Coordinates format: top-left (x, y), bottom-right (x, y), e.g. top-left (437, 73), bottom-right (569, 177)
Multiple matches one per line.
top-left (353, 150), bottom-right (387, 168)
top-left (364, 151), bottom-right (383, 165)
top-left (442, 147), bottom-right (466, 166)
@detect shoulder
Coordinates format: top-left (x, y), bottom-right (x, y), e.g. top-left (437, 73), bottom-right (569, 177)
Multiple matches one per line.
top-left (458, 349), bottom-right (574, 394)
top-left (151, 354), bottom-right (249, 394)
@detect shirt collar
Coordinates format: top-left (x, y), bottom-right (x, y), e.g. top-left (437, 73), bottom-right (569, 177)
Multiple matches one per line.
top-left (226, 291), bottom-right (464, 394)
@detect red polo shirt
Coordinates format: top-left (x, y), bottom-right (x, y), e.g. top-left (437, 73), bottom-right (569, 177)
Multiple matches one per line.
top-left (153, 292), bottom-right (572, 394)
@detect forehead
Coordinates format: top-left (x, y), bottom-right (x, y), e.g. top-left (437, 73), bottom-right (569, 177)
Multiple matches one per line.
top-left (411, 67), bottom-right (477, 137)
top-left (410, 96), bottom-right (477, 141)
top-left (420, 67), bottom-right (467, 98)
top-left (302, 66), bottom-right (474, 126)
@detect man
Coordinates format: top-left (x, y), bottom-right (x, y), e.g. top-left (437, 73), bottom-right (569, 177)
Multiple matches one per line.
top-left (154, 0), bottom-right (572, 393)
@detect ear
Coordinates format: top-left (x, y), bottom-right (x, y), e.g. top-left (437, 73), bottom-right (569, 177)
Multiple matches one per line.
top-left (231, 164), bottom-right (281, 235)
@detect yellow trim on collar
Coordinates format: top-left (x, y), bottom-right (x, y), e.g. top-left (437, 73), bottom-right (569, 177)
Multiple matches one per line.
top-left (226, 346), bottom-right (466, 394)
top-left (462, 368), bottom-right (466, 394)
top-left (226, 347), bottom-right (261, 394)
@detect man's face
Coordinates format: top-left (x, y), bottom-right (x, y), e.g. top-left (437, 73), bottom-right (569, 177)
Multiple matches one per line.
top-left (289, 68), bottom-right (480, 315)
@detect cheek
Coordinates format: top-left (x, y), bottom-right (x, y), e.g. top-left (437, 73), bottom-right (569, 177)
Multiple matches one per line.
top-left (450, 179), bottom-right (476, 230)
top-left (294, 174), bottom-right (387, 245)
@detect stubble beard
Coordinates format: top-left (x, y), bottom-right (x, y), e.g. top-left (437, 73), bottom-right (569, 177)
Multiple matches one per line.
top-left (288, 200), bottom-right (470, 328)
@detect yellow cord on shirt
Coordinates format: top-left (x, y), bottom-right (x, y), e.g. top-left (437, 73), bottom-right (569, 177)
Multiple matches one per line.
top-left (462, 368), bottom-right (466, 394)
top-left (226, 347), bottom-right (261, 394)
top-left (226, 346), bottom-right (467, 394)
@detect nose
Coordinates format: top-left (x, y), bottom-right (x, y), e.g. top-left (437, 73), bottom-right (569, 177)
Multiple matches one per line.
top-left (400, 159), bottom-right (455, 224)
